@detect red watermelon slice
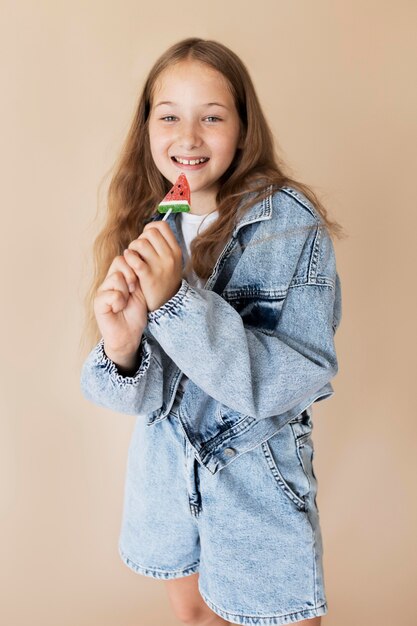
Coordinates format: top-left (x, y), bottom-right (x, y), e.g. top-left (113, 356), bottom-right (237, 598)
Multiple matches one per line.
top-left (158, 173), bottom-right (191, 213)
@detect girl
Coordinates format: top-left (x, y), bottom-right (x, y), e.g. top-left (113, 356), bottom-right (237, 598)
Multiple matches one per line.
top-left (81, 38), bottom-right (343, 626)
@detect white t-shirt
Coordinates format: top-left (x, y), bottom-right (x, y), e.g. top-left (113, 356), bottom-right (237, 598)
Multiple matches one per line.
top-left (177, 209), bottom-right (219, 393)
top-left (180, 209), bottom-right (219, 287)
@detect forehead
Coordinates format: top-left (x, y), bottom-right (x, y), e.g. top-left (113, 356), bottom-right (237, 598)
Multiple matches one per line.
top-left (151, 60), bottom-right (234, 104)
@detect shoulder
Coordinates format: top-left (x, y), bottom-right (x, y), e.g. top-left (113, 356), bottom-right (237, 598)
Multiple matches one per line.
top-left (236, 184), bottom-right (320, 236)
top-left (267, 186), bottom-right (337, 287)
top-left (270, 185), bottom-right (322, 227)
top-left (228, 185), bottom-right (338, 293)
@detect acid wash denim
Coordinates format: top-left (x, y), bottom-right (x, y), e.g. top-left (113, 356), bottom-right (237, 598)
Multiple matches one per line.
top-left (80, 186), bottom-right (342, 475)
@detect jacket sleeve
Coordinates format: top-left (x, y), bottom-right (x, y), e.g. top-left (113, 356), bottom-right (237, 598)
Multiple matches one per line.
top-left (147, 225), bottom-right (341, 421)
top-left (80, 332), bottom-right (166, 415)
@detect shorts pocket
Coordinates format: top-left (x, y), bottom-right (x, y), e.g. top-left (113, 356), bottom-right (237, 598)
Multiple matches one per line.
top-left (261, 410), bottom-right (316, 512)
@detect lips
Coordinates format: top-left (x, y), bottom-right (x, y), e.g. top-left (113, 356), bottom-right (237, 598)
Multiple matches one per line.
top-left (171, 156), bottom-right (210, 166)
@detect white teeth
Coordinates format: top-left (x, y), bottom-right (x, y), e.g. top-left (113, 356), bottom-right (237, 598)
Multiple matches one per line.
top-left (174, 157), bottom-right (208, 165)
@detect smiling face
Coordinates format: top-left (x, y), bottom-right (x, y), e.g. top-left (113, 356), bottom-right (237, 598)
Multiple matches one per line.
top-left (148, 60), bottom-right (242, 214)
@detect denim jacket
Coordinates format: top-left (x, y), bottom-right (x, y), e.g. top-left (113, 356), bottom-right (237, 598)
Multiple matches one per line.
top-left (80, 186), bottom-right (342, 474)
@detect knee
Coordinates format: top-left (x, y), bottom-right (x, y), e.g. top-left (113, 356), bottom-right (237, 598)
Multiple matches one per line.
top-left (175, 606), bottom-right (219, 626)
top-left (175, 606), bottom-right (206, 625)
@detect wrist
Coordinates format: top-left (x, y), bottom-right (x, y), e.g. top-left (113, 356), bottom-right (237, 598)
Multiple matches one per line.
top-left (149, 281), bottom-right (182, 313)
top-left (103, 340), bottom-right (142, 372)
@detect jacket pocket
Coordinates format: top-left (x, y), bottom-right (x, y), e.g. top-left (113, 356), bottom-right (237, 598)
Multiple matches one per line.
top-left (261, 410), bottom-right (316, 512)
top-left (222, 287), bottom-right (286, 332)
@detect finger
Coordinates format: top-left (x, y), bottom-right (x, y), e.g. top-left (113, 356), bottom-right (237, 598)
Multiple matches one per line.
top-left (97, 271), bottom-right (130, 300)
top-left (127, 238), bottom-right (157, 265)
top-left (94, 289), bottom-right (128, 315)
top-left (105, 256), bottom-right (138, 292)
top-left (123, 248), bottom-right (151, 277)
top-left (139, 227), bottom-right (173, 258)
top-left (142, 222), bottom-right (182, 258)
top-left (129, 229), bottom-right (172, 262)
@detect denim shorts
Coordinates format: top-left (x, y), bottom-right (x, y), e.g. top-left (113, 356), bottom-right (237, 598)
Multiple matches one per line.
top-left (118, 388), bottom-right (328, 625)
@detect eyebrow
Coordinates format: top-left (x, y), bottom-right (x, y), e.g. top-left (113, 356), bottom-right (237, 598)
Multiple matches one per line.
top-left (154, 101), bottom-right (229, 109)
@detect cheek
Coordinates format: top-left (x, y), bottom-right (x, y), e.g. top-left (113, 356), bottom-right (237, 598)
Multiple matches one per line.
top-left (148, 138), bottom-right (159, 164)
top-left (149, 132), bottom-right (169, 159)
top-left (148, 119), bottom-right (167, 149)
top-left (216, 131), bottom-right (240, 160)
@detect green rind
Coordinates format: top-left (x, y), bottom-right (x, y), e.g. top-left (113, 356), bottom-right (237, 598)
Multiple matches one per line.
top-left (157, 203), bottom-right (191, 213)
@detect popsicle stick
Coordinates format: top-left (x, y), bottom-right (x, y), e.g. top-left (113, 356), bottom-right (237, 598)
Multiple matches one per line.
top-left (162, 208), bottom-right (173, 221)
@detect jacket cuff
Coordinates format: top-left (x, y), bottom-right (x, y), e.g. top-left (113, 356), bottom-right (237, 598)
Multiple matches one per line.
top-left (147, 279), bottom-right (191, 322)
top-left (94, 335), bottom-right (151, 387)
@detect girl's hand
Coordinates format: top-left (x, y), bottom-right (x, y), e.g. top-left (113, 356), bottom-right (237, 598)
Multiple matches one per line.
top-left (94, 255), bottom-right (148, 363)
top-left (123, 222), bottom-right (183, 312)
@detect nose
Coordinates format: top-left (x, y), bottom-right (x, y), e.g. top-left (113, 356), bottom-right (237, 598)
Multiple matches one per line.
top-left (178, 120), bottom-right (202, 151)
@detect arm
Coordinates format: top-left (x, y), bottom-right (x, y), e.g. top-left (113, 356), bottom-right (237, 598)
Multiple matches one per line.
top-left (79, 236), bottom-right (176, 417)
top-left (147, 227), bottom-right (341, 421)
top-left (80, 332), bottom-right (165, 415)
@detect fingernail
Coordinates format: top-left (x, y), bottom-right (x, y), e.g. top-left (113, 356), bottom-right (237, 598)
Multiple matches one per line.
top-left (128, 283), bottom-right (135, 293)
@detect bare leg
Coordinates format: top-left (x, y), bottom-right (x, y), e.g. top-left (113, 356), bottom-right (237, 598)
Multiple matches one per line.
top-left (165, 573), bottom-right (322, 625)
top-left (165, 573), bottom-right (229, 625)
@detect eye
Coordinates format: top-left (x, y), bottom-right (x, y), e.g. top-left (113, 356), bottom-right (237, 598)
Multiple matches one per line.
top-left (160, 116), bottom-right (178, 122)
top-left (204, 116), bottom-right (222, 123)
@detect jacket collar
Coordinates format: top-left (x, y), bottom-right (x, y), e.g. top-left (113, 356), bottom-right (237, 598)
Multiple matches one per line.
top-left (232, 187), bottom-right (273, 235)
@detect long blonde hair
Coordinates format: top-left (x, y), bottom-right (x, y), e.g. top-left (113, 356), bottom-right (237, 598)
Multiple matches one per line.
top-left (81, 37), bottom-right (346, 355)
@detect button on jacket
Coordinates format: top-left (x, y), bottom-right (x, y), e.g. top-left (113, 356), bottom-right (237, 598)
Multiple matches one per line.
top-left (80, 186), bottom-right (342, 474)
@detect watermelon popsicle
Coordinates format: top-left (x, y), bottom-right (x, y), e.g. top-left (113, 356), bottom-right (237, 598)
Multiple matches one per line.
top-left (158, 173), bottom-right (191, 221)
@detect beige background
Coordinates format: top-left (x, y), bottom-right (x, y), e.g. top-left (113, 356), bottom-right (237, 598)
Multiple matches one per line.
top-left (1, 1), bottom-right (416, 625)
